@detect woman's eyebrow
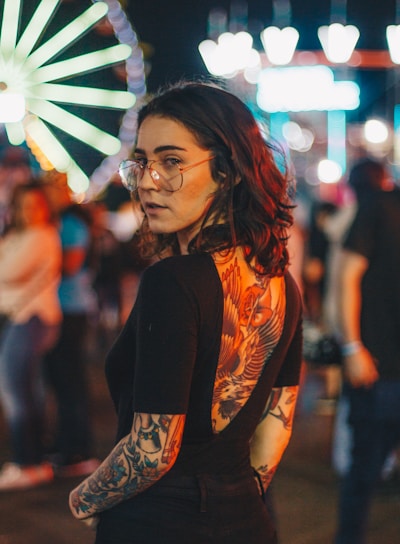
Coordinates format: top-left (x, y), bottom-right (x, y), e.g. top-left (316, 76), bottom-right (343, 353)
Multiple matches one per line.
top-left (134, 145), bottom-right (188, 155)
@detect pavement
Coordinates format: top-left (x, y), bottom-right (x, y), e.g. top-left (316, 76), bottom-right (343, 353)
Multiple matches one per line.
top-left (0, 344), bottom-right (399, 544)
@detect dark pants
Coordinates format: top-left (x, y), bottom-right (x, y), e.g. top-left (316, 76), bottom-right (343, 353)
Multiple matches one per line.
top-left (335, 381), bottom-right (400, 544)
top-left (44, 313), bottom-right (93, 460)
top-left (95, 470), bottom-right (278, 544)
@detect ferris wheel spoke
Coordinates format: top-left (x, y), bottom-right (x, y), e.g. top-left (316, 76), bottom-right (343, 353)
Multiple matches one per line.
top-left (24, 115), bottom-right (89, 192)
top-left (29, 44), bottom-right (132, 84)
top-left (5, 122), bottom-right (25, 146)
top-left (24, 115), bottom-right (72, 171)
top-left (0, 0), bottom-right (23, 56)
top-left (14, 0), bottom-right (60, 60)
top-left (28, 83), bottom-right (135, 109)
top-left (28, 98), bottom-right (121, 155)
top-left (22, 2), bottom-right (108, 72)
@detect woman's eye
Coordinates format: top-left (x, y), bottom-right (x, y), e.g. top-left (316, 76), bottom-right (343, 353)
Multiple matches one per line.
top-left (162, 158), bottom-right (181, 170)
top-left (134, 157), bottom-right (147, 168)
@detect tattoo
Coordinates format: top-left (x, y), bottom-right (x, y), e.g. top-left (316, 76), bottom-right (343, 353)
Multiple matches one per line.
top-left (255, 463), bottom-right (278, 492)
top-left (212, 257), bottom-right (286, 431)
top-left (262, 386), bottom-right (297, 430)
top-left (70, 413), bottom-right (185, 518)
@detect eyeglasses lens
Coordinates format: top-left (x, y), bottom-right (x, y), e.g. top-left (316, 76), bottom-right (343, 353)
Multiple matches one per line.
top-left (119, 160), bottom-right (183, 192)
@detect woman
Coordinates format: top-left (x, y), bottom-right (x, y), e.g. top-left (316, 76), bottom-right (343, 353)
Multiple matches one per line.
top-left (0, 182), bottom-right (62, 490)
top-left (69, 82), bottom-right (303, 543)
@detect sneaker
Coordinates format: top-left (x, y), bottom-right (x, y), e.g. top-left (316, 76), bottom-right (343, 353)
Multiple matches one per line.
top-left (52, 456), bottom-right (101, 478)
top-left (0, 462), bottom-right (54, 491)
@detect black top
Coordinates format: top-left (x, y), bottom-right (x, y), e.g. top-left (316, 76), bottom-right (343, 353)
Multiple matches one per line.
top-left (105, 253), bottom-right (303, 476)
top-left (343, 189), bottom-right (400, 379)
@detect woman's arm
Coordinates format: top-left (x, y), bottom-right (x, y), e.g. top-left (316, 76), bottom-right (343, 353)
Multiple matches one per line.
top-left (69, 412), bottom-right (185, 520)
top-left (250, 386), bottom-right (298, 492)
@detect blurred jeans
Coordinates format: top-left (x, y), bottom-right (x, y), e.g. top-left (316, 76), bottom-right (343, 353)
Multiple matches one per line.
top-left (335, 382), bottom-right (400, 544)
top-left (0, 316), bottom-right (60, 465)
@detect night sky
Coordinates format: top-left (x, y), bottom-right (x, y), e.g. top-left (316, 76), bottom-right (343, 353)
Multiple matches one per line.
top-left (127, 0), bottom-right (398, 121)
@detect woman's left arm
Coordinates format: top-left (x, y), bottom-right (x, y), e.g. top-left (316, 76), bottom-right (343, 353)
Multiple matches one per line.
top-left (250, 386), bottom-right (299, 492)
top-left (69, 412), bottom-right (185, 520)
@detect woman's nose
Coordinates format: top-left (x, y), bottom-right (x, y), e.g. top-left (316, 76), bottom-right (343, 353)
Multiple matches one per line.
top-left (139, 166), bottom-right (161, 190)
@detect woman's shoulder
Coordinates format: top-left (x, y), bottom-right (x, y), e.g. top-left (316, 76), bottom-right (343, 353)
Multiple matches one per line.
top-left (146, 253), bottom-right (215, 277)
top-left (141, 253), bottom-right (220, 298)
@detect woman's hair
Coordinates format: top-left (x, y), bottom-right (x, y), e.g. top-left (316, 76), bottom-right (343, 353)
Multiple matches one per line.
top-left (135, 81), bottom-right (294, 276)
top-left (7, 181), bottom-right (53, 231)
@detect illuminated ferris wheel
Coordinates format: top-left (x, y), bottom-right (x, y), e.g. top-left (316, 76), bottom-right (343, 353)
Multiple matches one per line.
top-left (0, 0), bottom-right (146, 193)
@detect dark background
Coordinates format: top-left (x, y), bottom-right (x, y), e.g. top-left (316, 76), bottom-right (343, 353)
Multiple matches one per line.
top-left (126, 0), bottom-right (398, 122)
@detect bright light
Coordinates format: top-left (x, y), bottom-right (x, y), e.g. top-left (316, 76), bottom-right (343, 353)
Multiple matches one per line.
top-left (386, 25), bottom-right (400, 64)
top-left (30, 45), bottom-right (132, 84)
top-left (0, 93), bottom-right (25, 122)
top-left (198, 32), bottom-right (260, 77)
top-left (0, 0), bottom-right (138, 192)
top-left (28, 98), bottom-right (121, 155)
top-left (260, 26), bottom-right (299, 65)
top-left (29, 84), bottom-right (135, 109)
top-left (282, 121), bottom-right (314, 152)
top-left (14, 0), bottom-right (60, 60)
top-left (23, 2), bottom-right (109, 72)
top-left (317, 159), bottom-right (343, 184)
top-left (364, 119), bottom-right (389, 144)
top-left (318, 23), bottom-right (360, 63)
top-left (257, 66), bottom-right (360, 112)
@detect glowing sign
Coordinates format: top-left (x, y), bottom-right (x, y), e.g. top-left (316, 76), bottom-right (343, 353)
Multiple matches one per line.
top-left (257, 65), bottom-right (360, 112)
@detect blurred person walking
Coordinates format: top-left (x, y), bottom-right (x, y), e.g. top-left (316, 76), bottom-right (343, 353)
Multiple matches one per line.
top-left (0, 182), bottom-right (62, 490)
top-left (335, 158), bottom-right (400, 544)
top-left (42, 172), bottom-right (99, 477)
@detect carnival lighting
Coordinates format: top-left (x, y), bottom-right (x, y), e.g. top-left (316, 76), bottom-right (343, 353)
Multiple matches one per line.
top-left (260, 26), bottom-right (299, 65)
top-left (198, 31), bottom-right (260, 77)
top-left (386, 25), bottom-right (400, 64)
top-left (317, 23), bottom-right (360, 63)
top-left (256, 66), bottom-right (360, 112)
top-left (0, 0), bottom-right (140, 193)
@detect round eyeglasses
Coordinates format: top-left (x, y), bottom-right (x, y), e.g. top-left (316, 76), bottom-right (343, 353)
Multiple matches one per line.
top-left (118, 156), bottom-right (215, 193)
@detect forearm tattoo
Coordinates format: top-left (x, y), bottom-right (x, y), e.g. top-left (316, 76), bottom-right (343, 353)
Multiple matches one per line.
top-left (255, 386), bottom-right (298, 492)
top-left (255, 463), bottom-right (278, 493)
top-left (70, 413), bottom-right (185, 518)
top-left (260, 386), bottom-right (297, 429)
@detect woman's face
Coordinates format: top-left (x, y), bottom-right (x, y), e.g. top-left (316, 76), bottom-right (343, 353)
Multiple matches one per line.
top-left (135, 115), bottom-right (218, 253)
top-left (16, 190), bottom-right (50, 228)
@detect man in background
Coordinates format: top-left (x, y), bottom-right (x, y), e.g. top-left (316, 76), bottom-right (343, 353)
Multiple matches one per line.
top-left (335, 158), bottom-right (400, 543)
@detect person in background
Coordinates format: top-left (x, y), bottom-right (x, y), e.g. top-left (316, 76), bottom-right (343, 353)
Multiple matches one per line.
top-left (0, 182), bottom-right (62, 490)
top-left (68, 81), bottom-right (303, 544)
top-left (42, 171), bottom-right (100, 477)
top-left (335, 158), bottom-right (400, 544)
top-left (87, 200), bottom-right (123, 350)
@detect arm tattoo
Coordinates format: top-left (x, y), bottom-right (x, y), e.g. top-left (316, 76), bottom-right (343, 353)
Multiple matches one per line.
top-left (254, 464), bottom-right (278, 494)
top-left (70, 413), bottom-right (185, 519)
top-left (260, 386), bottom-right (297, 430)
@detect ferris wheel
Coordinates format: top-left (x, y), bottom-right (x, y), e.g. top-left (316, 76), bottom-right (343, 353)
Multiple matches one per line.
top-left (0, 0), bottom-right (146, 194)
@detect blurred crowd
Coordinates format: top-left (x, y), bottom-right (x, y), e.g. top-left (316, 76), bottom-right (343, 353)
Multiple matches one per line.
top-left (0, 147), bottom-right (399, 543)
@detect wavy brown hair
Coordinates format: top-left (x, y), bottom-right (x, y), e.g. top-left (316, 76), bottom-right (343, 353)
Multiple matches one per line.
top-left (134, 81), bottom-right (294, 276)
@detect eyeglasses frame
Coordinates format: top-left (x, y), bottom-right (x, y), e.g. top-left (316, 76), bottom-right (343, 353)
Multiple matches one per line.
top-left (119, 155), bottom-right (215, 193)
